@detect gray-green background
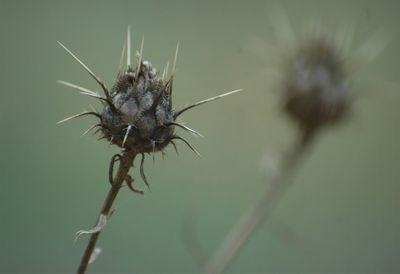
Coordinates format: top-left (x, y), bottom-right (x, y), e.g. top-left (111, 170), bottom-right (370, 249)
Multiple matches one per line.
top-left (1, 0), bottom-right (399, 273)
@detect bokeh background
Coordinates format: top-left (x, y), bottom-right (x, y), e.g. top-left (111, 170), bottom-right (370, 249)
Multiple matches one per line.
top-left (1, 0), bottom-right (399, 273)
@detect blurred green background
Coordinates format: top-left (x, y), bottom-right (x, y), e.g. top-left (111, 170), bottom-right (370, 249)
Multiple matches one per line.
top-left (1, 0), bottom-right (399, 273)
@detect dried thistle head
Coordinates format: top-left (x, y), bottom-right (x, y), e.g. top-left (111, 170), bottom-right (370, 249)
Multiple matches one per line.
top-left (101, 58), bottom-right (176, 154)
top-left (282, 36), bottom-right (349, 134)
top-left (57, 27), bottom-right (241, 161)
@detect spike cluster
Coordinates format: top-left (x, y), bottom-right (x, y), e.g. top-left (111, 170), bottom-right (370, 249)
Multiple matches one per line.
top-left (57, 28), bottom-right (241, 171)
top-left (102, 60), bottom-right (177, 154)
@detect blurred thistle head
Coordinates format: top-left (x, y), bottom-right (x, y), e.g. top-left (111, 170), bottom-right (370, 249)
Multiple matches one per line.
top-left (282, 35), bottom-right (349, 134)
top-left (57, 27), bottom-right (241, 157)
top-left (253, 6), bottom-right (391, 139)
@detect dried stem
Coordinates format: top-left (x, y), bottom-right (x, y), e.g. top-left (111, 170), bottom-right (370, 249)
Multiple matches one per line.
top-left (202, 130), bottom-right (316, 274)
top-left (77, 151), bottom-right (136, 274)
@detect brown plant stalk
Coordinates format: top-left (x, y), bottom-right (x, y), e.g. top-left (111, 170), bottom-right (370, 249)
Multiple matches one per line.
top-left (77, 152), bottom-right (135, 274)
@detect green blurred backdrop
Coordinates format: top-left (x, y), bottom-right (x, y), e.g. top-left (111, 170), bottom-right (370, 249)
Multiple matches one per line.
top-left (0, 0), bottom-right (399, 273)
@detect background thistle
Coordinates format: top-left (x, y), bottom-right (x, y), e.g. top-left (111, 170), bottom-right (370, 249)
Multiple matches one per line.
top-left (201, 13), bottom-right (390, 273)
top-left (282, 36), bottom-right (350, 140)
top-left (57, 28), bottom-right (241, 273)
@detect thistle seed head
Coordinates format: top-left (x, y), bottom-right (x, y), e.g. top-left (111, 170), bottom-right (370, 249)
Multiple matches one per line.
top-left (101, 62), bottom-right (175, 153)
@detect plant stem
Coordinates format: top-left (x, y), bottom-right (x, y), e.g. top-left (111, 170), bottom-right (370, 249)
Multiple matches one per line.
top-left (77, 151), bottom-right (136, 274)
top-left (203, 132), bottom-right (315, 274)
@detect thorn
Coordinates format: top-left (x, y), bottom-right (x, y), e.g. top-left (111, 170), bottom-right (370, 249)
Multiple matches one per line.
top-left (80, 92), bottom-right (106, 100)
top-left (122, 125), bottom-right (133, 148)
top-left (135, 35), bottom-right (144, 78)
top-left (164, 75), bottom-right (174, 97)
top-left (162, 68), bottom-right (166, 81)
top-left (164, 61), bottom-right (170, 81)
top-left (140, 153), bottom-right (151, 191)
top-left (89, 94), bottom-right (109, 102)
top-left (171, 41), bottom-right (180, 77)
top-left (75, 214), bottom-right (107, 242)
top-left (127, 26), bottom-right (131, 69)
top-left (172, 136), bottom-right (201, 157)
top-left (92, 127), bottom-right (103, 137)
top-left (171, 140), bottom-right (179, 155)
top-left (117, 37), bottom-right (126, 77)
top-left (167, 122), bottom-right (203, 137)
top-left (57, 80), bottom-right (98, 96)
top-left (174, 89), bottom-right (242, 119)
top-left (57, 80), bottom-right (108, 102)
top-left (81, 124), bottom-right (100, 137)
top-left (56, 111), bottom-right (100, 125)
top-left (162, 61), bottom-right (170, 81)
top-left (57, 41), bottom-right (110, 98)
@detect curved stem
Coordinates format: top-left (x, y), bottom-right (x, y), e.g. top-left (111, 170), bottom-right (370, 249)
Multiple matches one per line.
top-left (202, 132), bottom-right (316, 274)
top-left (77, 151), bottom-right (136, 274)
